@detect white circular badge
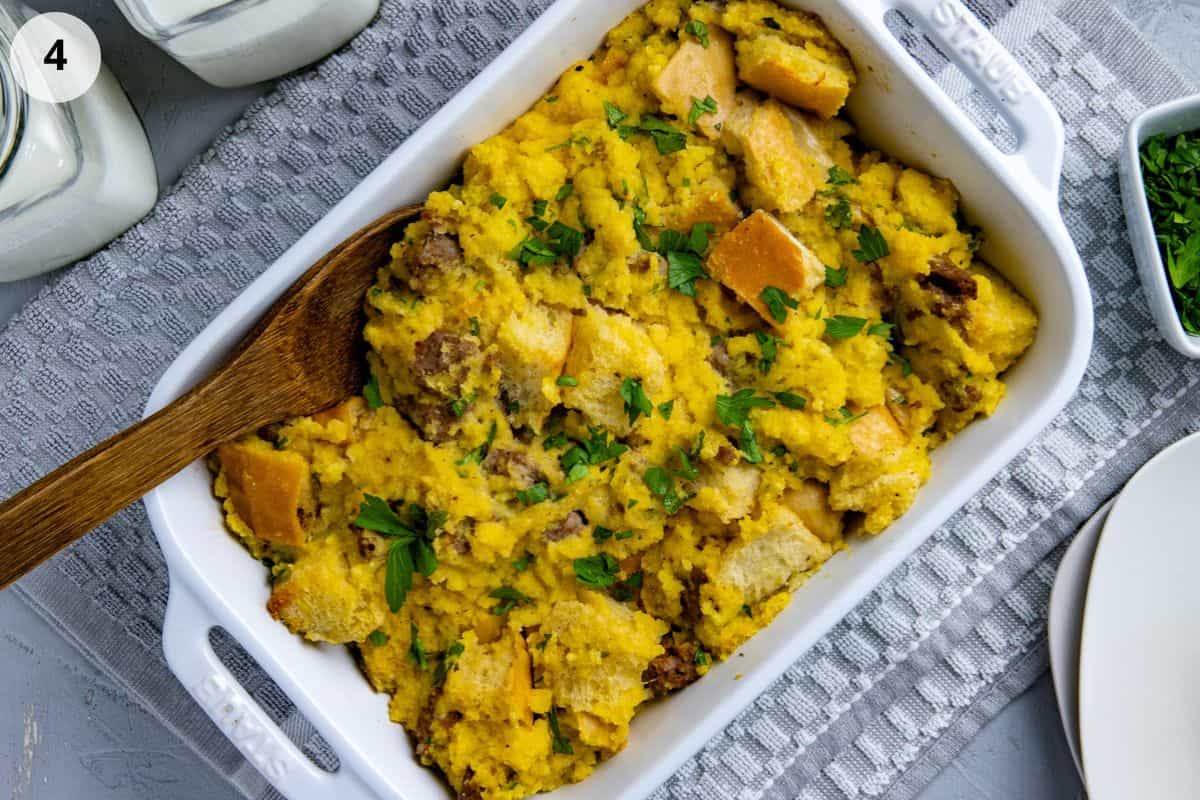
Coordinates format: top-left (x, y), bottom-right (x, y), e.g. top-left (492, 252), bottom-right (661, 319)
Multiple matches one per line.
top-left (8, 13), bottom-right (102, 104)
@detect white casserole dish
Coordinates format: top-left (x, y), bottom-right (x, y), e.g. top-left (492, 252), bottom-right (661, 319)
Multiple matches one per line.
top-left (143, 1), bottom-right (1092, 798)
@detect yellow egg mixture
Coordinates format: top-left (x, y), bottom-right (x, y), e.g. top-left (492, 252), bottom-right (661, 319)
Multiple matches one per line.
top-left (211, 1), bottom-right (1038, 797)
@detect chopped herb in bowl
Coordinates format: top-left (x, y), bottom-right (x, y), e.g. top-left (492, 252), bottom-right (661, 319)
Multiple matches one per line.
top-left (1141, 131), bottom-right (1200, 333)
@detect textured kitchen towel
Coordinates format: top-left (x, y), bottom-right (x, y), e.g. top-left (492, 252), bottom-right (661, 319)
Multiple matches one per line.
top-left (4, 0), bottom-right (1196, 798)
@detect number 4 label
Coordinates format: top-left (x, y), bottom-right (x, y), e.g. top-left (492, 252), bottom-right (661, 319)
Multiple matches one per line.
top-left (43, 38), bottom-right (67, 71)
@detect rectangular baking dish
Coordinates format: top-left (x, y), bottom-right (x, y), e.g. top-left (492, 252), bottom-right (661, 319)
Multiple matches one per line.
top-left (143, 1), bottom-right (1092, 798)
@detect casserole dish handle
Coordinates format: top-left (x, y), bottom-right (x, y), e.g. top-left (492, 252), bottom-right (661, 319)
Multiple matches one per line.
top-left (162, 584), bottom-right (378, 800)
top-left (890, 0), bottom-right (1065, 198)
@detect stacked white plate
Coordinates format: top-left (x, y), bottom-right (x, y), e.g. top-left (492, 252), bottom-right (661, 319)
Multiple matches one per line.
top-left (1048, 431), bottom-right (1200, 799)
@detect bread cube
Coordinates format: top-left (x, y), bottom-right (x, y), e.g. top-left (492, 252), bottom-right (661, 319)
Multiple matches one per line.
top-left (711, 506), bottom-right (831, 608)
top-left (559, 306), bottom-right (668, 433)
top-left (217, 438), bottom-right (313, 547)
top-left (442, 630), bottom-right (532, 723)
top-left (848, 406), bottom-right (906, 459)
top-left (692, 461), bottom-right (761, 523)
top-left (652, 26), bottom-right (737, 140)
top-left (497, 302), bottom-right (573, 432)
top-left (310, 397), bottom-right (365, 429)
top-left (667, 180), bottom-right (744, 234)
top-left (539, 595), bottom-right (667, 733)
top-left (723, 96), bottom-right (828, 212)
top-left (737, 36), bottom-right (853, 118)
top-left (707, 210), bottom-right (825, 327)
top-left (266, 543), bottom-right (383, 643)
top-left (780, 479), bottom-right (843, 543)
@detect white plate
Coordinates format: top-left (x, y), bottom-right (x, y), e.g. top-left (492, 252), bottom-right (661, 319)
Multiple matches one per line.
top-left (1080, 432), bottom-right (1200, 799)
top-left (142, 1), bottom-right (1092, 797)
top-left (1048, 498), bottom-right (1113, 784)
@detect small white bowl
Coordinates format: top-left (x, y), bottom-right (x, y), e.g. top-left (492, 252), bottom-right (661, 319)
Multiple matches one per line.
top-left (1120, 93), bottom-right (1200, 358)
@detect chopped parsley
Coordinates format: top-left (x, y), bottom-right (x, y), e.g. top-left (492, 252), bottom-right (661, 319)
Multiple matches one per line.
top-left (1141, 131), bottom-right (1200, 332)
top-left (593, 525), bottom-right (615, 544)
top-left (620, 377), bottom-right (654, 425)
top-left (490, 585), bottom-right (533, 616)
top-left (367, 630), bottom-right (389, 647)
top-left (604, 101), bottom-right (629, 129)
top-left (546, 134), bottom-right (590, 152)
top-left (533, 199), bottom-right (549, 217)
top-left (643, 466), bottom-right (694, 514)
top-left (516, 482), bottom-right (551, 506)
top-left (611, 570), bottom-right (644, 602)
top-left (695, 648), bottom-right (712, 666)
top-left (825, 197), bottom-right (852, 229)
top-left (560, 427), bottom-right (629, 479)
top-left (760, 285), bottom-right (800, 323)
top-left (658, 399), bottom-right (675, 420)
top-left (433, 641), bottom-right (465, 687)
top-left (556, 182), bottom-right (574, 202)
top-left (468, 316), bottom-right (481, 337)
top-left (825, 265), bottom-right (848, 288)
top-left (457, 421), bottom-right (497, 466)
top-left (619, 115), bottom-right (687, 155)
top-left (890, 351), bottom-right (914, 376)
top-left (684, 19), bottom-right (710, 47)
top-left (755, 330), bottom-right (782, 374)
top-left (450, 393), bottom-right (475, 417)
top-left (869, 321), bottom-right (895, 338)
top-left (826, 407), bottom-right (868, 427)
top-left (673, 446), bottom-right (700, 481)
top-left (565, 462), bottom-right (590, 484)
top-left (548, 708), bottom-right (574, 755)
top-left (556, 374), bottom-right (579, 387)
top-left (513, 552), bottom-right (534, 572)
top-left (853, 226), bottom-right (890, 262)
top-left (824, 315), bottom-right (868, 339)
top-left (773, 391), bottom-right (807, 409)
top-left (489, 193), bottom-right (508, 209)
top-left (364, 373), bottom-right (383, 410)
top-left (574, 553), bottom-right (621, 589)
top-left (688, 95), bottom-right (719, 126)
top-left (543, 430), bottom-right (570, 450)
top-left (762, 16), bottom-right (782, 29)
top-left (827, 165), bottom-right (857, 186)
top-left (409, 623), bottom-right (428, 670)
top-left (715, 388), bottom-right (776, 428)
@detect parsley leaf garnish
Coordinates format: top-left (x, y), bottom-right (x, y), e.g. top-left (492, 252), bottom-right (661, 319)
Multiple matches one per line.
top-left (620, 377), bottom-right (654, 425)
top-left (1141, 131), bottom-right (1200, 332)
top-left (826, 407), bottom-right (869, 427)
top-left (688, 95), bottom-right (719, 126)
top-left (684, 19), bottom-right (710, 47)
top-left (433, 641), bottom-right (465, 687)
top-left (825, 265), bottom-right (848, 287)
top-left (824, 315), bottom-right (868, 339)
top-left (760, 285), bottom-right (800, 323)
top-left (457, 421), bottom-right (497, 466)
top-left (762, 16), bottom-right (782, 29)
top-left (556, 182), bottom-right (574, 202)
top-left (574, 553), bottom-right (620, 589)
top-left (367, 630), bottom-right (389, 647)
top-left (825, 197), bottom-right (852, 229)
top-left (755, 330), bottom-right (782, 374)
top-left (869, 321), bottom-right (895, 338)
top-left (548, 708), bottom-right (574, 755)
top-left (620, 115), bottom-right (687, 155)
top-left (827, 165), bottom-right (857, 186)
top-left (516, 482), bottom-right (551, 506)
top-left (490, 585), bottom-right (533, 616)
top-left (642, 466), bottom-right (694, 514)
top-left (489, 193), bottom-right (508, 209)
top-left (853, 226), bottom-right (890, 262)
top-left (409, 622), bottom-right (428, 670)
top-left (604, 101), bottom-right (629, 129)
top-left (513, 552), bottom-right (534, 572)
top-left (364, 373), bottom-right (383, 410)
top-left (773, 391), bottom-right (807, 409)
top-left (715, 388), bottom-right (776, 428)
top-left (658, 399), bottom-right (675, 420)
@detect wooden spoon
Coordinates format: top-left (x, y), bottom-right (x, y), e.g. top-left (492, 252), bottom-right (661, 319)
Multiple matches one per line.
top-left (0, 205), bottom-right (422, 591)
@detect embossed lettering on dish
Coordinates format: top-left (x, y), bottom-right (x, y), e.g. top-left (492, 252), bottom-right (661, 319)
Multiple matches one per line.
top-left (194, 673), bottom-right (291, 781)
top-left (929, 0), bottom-right (1033, 103)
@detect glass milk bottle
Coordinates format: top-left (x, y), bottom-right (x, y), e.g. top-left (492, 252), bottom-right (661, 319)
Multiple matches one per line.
top-left (113, 0), bottom-right (381, 88)
top-left (0, 3), bottom-right (158, 281)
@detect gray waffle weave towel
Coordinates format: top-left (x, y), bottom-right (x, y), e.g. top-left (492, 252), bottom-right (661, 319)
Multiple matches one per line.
top-left (4, 0), bottom-right (1195, 798)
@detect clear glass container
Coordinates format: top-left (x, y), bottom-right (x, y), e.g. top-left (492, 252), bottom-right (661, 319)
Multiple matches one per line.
top-left (113, 0), bottom-right (381, 88)
top-left (0, 1), bottom-right (157, 281)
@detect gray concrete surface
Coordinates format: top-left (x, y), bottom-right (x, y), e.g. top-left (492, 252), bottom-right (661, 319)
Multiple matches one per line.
top-left (2, 1), bottom-right (1197, 798)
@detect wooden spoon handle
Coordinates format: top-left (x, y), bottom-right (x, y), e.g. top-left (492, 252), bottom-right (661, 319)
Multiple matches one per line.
top-left (0, 386), bottom-right (260, 591)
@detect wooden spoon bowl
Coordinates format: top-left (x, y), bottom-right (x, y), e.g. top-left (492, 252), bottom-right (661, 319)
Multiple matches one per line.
top-left (0, 205), bottom-right (423, 591)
